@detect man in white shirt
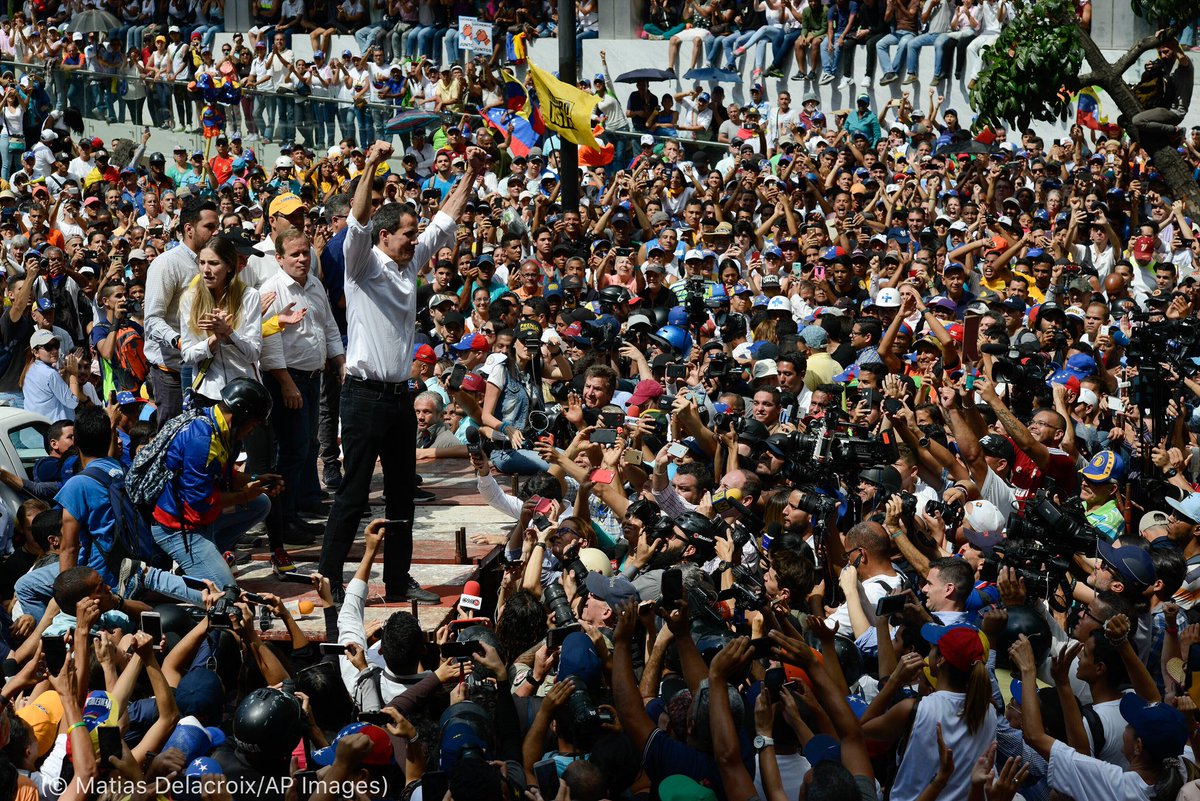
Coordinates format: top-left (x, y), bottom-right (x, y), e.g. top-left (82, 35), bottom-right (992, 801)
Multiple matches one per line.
top-left (135, 190), bottom-right (170, 230)
top-left (260, 227), bottom-right (345, 564)
top-left (244, 193), bottom-right (319, 288)
top-left (316, 139), bottom-right (485, 605)
top-left (166, 26), bottom-right (192, 132)
top-left (30, 130), bottom-right (55, 180)
top-left (405, 128), bottom-right (435, 177)
top-left (249, 40), bottom-right (275, 144)
top-left (67, 139), bottom-right (96, 184)
top-left (267, 33), bottom-right (296, 145)
top-left (674, 90), bottom-right (713, 141)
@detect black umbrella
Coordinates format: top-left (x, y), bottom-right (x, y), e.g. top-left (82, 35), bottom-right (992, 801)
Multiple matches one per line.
top-left (934, 139), bottom-right (1002, 157)
top-left (683, 66), bottom-right (742, 83)
top-left (614, 68), bottom-right (675, 84)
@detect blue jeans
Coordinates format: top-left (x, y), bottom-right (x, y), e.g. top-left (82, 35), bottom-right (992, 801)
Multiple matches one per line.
top-left (771, 28), bottom-right (802, 69)
top-left (339, 107), bottom-right (356, 143)
top-left (576, 29), bottom-right (598, 62)
top-left (820, 37), bottom-right (844, 74)
top-left (1, 133), bottom-right (10, 180)
top-left (274, 94), bottom-right (295, 144)
top-left (355, 23), bottom-right (383, 52)
top-left (875, 30), bottom-right (914, 75)
top-left (415, 25), bottom-right (446, 60)
top-left (725, 29), bottom-right (755, 64)
top-left (318, 101), bottom-right (337, 148)
top-left (192, 24), bottom-right (222, 48)
top-left (902, 31), bottom-right (940, 74)
top-left (255, 94), bottom-right (275, 140)
top-left (266, 370), bottom-right (321, 522)
top-left (355, 106), bottom-right (373, 145)
top-left (706, 33), bottom-right (733, 66)
top-left (15, 560), bottom-right (200, 623)
top-left (151, 495), bottom-right (272, 589)
top-left (490, 448), bottom-right (550, 475)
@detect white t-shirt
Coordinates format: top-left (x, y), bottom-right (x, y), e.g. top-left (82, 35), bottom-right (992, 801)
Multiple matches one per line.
top-left (754, 752), bottom-right (809, 801)
top-left (251, 55), bottom-right (273, 91)
top-left (980, 467), bottom-right (1016, 526)
top-left (891, 691), bottom-right (997, 801)
top-left (829, 573), bottom-right (903, 632)
top-left (1086, 697), bottom-right (1130, 769)
top-left (1047, 739), bottom-right (1152, 801)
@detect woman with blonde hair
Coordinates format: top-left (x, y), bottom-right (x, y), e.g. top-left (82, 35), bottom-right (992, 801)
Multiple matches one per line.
top-left (178, 235), bottom-right (263, 403)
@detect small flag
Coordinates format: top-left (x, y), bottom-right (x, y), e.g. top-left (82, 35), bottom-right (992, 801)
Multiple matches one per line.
top-left (1075, 87), bottom-right (1122, 138)
top-left (527, 59), bottom-right (602, 151)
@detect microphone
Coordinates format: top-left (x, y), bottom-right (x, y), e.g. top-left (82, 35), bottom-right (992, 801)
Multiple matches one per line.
top-left (627, 405), bottom-right (641, 418)
top-left (762, 522), bottom-right (781, 551)
top-left (459, 580), bottom-right (483, 612)
top-left (465, 426), bottom-right (482, 458)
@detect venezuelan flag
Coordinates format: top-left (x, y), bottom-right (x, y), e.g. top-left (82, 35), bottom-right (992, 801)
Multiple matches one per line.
top-left (1076, 87), bottom-right (1122, 138)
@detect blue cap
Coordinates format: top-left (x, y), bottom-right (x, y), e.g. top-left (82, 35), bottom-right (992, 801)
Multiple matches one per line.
top-left (558, 631), bottom-right (602, 689)
top-left (1009, 676), bottom-right (1024, 705)
top-left (114, 390), bottom-right (145, 406)
top-left (764, 245), bottom-right (783, 259)
top-left (1080, 450), bottom-right (1123, 483)
top-left (752, 294), bottom-right (768, 307)
top-left (313, 49), bottom-right (325, 59)
top-left (732, 282), bottom-right (752, 295)
top-left (35, 298), bottom-right (53, 312)
top-left (1168, 492), bottom-right (1200, 524)
top-left (1096, 539), bottom-right (1155, 587)
top-left (667, 306), bottom-right (689, 326)
top-left (1120, 694), bottom-right (1189, 760)
top-left (803, 734), bottom-right (842, 766)
top-left (20, 151), bottom-right (32, 161)
top-left (593, 73), bottom-right (605, 83)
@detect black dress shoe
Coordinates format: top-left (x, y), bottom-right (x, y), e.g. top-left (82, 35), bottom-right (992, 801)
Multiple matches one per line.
top-left (414, 487), bottom-right (437, 503)
top-left (283, 523), bottom-right (318, 546)
top-left (386, 577), bottom-right (439, 605)
top-left (330, 584), bottom-right (346, 605)
top-left (290, 517), bottom-right (325, 535)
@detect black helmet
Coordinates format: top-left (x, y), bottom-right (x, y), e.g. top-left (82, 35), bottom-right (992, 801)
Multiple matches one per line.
top-left (598, 285), bottom-right (631, 307)
top-left (148, 152), bottom-right (166, 165)
top-left (221, 378), bottom-right (272, 422)
top-left (233, 688), bottom-right (303, 761)
top-left (993, 605), bottom-right (1053, 669)
top-left (858, 465), bottom-right (902, 496)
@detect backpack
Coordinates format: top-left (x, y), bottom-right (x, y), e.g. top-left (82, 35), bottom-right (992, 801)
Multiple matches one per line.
top-left (113, 324), bottom-right (150, 388)
top-left (126, 405), bottom-right (206, 513)
top-left (79, 464), bottom-right (168, 575)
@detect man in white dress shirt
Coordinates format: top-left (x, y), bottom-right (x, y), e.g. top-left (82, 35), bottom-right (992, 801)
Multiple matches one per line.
top-left (260, 227), bottom-right (345, 570)
top-left (317, 140), bottom-right (486, 605)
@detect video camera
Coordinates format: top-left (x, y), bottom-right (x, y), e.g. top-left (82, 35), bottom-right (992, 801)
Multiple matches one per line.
top-left (683, 276), bottom-right (708, 329)
top-left (980, 341), bottom-right (1052, 414)
top-left (768, 420), bottom-right (900, 486)
top-left (980, 486), bottom-right (1097, 606)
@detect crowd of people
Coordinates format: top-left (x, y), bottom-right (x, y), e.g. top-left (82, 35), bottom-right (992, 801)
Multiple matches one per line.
top-left (0, 1), bottom-right (1197, 801)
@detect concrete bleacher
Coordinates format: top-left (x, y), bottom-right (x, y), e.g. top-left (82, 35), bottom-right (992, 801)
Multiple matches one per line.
top-left (87, 26), bottom-right (1199, 172)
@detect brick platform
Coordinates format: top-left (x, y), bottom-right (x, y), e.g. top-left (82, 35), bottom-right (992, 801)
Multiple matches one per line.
top-left (237, 459), bottom-right (513, 640)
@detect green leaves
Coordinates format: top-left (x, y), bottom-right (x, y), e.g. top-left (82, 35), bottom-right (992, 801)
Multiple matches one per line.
top-left (969, 0), bottom-right (1084, 132)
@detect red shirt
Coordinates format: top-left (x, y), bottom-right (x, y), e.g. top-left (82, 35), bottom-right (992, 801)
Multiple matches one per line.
top-left (1011, 446), bottom-right (1078, 504)
top-left (209, 155), bottom-right (233, 186)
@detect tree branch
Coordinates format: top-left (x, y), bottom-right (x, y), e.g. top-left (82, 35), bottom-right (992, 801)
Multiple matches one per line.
top-left (1111, 19), bottom-right (1188, 76)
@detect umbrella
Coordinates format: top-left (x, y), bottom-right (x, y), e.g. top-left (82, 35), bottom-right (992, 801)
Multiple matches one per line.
top-left (934, 139), bottom-right (1003, 157)
top-left (66, 9), bottom-right (120, 33)
top-left (614, 68), bottom-right (675, 84)
top-left (683, 67), bottom-right (742, 83)
top-left (383, 109), bottom-right (443, 135)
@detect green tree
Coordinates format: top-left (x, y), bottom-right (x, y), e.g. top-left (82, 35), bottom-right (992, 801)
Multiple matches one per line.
top-left (969, 0), bottom-right (1200, 209)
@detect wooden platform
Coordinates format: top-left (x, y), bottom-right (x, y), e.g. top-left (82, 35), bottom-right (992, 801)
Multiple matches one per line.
top-left (237, 459), bottom-right (514, 640)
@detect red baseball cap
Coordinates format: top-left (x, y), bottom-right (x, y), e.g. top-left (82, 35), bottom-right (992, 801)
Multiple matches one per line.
top-left (451, 333), bottom-right (489, 353)
top-left (922, 624), bottom-right (987, 671)
top-left (1132, 235), bottom-right (1156, 262)
top-left (413, 344), bottom-right (436, 365)
top-left (460, 372), bottom-right (486, 392)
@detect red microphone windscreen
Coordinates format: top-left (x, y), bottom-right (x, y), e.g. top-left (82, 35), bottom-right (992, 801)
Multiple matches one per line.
top-left (627, 405), bottom-right (640, 417)
top-left (463, 580), bottom-right (481, 598)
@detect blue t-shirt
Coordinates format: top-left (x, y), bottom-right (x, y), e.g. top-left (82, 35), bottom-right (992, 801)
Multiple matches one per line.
top-left (54, 457), bottom-right (125, 586)
top-left (423, 173), bottom-right (455, 201)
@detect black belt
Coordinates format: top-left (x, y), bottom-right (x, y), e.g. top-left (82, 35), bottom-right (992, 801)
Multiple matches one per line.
top-left (289, 367), bottom-right (323, 380)
top-left (347, 375), bottom-right (410, 395)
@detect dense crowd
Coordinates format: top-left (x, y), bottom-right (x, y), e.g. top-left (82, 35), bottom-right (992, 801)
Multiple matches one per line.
top-left (0, 1), bottom-right (1197, 801)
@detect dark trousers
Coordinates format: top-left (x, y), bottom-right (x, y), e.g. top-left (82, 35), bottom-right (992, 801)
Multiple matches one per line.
top-left (266, 369), bottom-right (322, 522)
top-left (149, 368), bottom-right (182, 429)
top-left (317, 379), bottom-right (415, 593)
top-left (843, 31), bottom-right (888, 77)
top-left (318, 361), bottom-right (342, 474)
